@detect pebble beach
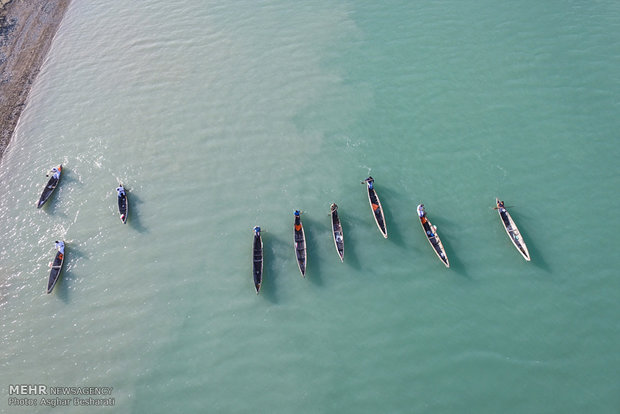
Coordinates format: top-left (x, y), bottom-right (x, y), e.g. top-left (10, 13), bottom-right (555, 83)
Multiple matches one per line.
top-left (0, 0), bottom-right (70, 160)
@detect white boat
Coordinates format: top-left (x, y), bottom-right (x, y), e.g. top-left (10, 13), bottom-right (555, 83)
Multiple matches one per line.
top-left (330, 203), bottom-right (344, 262)
top-left (496, 198), bottom-right (530, 261)
top-left (417, 204), bottom-right (449, 268)
top-left (362, 177), bottom-right (387, 238)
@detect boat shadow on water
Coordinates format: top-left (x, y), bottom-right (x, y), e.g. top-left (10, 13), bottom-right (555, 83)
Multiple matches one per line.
top-left (125, 190), bottom-right (148, 233)
top-left (423, 213), bottom-right (471, 279)
top-left (259, 232), bottom-right (288, 304)
top-left (373, 185), bottom-right (406, 248)
top-left (39, 194), bottom-right (64, 216)
top-left (508, 210), bottom-right (550, 273)
top-left (339, 213), bottom-right (364, 271)
top-left (53, 244), bottom-right (87, 304)
top-left (439, 235), bottom-right (470, 279)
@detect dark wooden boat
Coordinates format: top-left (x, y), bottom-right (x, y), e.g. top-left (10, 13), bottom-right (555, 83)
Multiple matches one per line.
top-left (37, 165), bottom-right (62, 208)
top-left (417, 204), bottom-right (449, 268)
top-left (496, 198), bottom-right (530, 261)
top-left (47, 241), bottom-right (65, 293)
top-left (293, 210), bottom-right (307, 277)
top-left (330, 203), bottom-right (344, 262)
top-left (117, 184), bottom-right (128, 223)
top-left (252, 226), bottom-right (263, 293)
top-left (363, 177), bottom-right (387, 238)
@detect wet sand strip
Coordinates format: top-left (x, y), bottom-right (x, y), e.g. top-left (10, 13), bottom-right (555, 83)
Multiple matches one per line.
top-left (0, 0), bottom-right (71, 160)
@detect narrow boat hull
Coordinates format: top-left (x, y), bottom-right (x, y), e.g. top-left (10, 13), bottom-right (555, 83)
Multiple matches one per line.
top-left (253, 228), bottom-right (263, 293)
top-left (117, 185), bottom-right (128, 223)
top-left (330, 204), bottom-right (344, 262)
top-left (294, 212), bottom-right (307, 277)
top-left (37, 165), bottom-right (62, 208)
top-left (496, 198), bottom-right (530, 261)
top-left (364, 178), bottom-right (387, 238)
top-left (47, 244), bottom-right (65, 293)
top-left (418, 206), bottom-right (449, 268)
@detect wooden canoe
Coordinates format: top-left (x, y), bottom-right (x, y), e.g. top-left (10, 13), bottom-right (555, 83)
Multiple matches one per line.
top-left (47, 241), bottom-right (65, 293)
top-left (363, 177), bottom-right (387, 238)
top-left (37, 165), bottom-right (62, 208)
top-left (117, 184), bottom-right (128, 224)
top-left (293, 210), bottom-right (307, 277)
top-left (330, 203), bottom-right (344, 262)
top-left (496, 198), bottom-right (530, 261)
top-left (252, 226), bottom-right (263, 293)
top-left (417, 204), bottom-right (449, 268)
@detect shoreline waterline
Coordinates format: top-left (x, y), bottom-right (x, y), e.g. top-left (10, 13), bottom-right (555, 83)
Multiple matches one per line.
top-left (0, 0), bottom-right (71, 161)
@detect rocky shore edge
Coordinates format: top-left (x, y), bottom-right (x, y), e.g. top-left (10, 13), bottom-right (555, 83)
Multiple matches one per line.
top-left (0, 0), bottom-right (71, 161)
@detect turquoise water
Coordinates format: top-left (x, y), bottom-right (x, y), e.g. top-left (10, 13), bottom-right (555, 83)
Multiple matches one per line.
top-left (2, 1), bottom-right (620, 412)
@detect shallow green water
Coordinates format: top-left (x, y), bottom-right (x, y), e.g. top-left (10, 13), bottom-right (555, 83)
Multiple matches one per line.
top-left (1, 1), bottom-right (620, 413)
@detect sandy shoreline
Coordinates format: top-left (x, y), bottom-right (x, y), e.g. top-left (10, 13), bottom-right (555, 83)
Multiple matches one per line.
top-left (0, 0), bottom-right (70, 161)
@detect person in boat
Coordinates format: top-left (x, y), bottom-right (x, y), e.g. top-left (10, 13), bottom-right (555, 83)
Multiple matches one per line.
top-left (51, 167), bottom-right (60, 179)
top-left (54, 240), bottom-right (65, 254)
top-left (254, 226), bottom-right (260, 236)
top-left (366, 176), bottom-right (374, 190)
top-left (417, 205), bottom-right (435, 237)
top-left (417, 204), bottom-right (425, 218)
top-left (497, 200), bottom-right (512, 229)
top-left (116, 186), bottom-right (125, 198)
